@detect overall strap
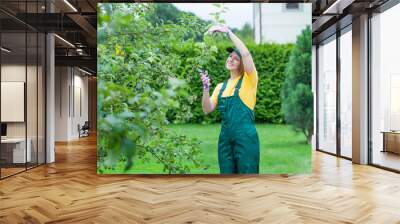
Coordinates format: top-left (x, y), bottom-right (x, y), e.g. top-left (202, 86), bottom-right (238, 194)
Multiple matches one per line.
top-left (218, 80), bottom-right (228, 98)
top-left (233, 75), bottom-right (244, 96)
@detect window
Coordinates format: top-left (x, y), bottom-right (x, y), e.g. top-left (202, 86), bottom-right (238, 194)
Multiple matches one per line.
top-left (286, 3), bottom-right (300, 10)
top-left (317, 36), bottom-right (337, 154)
top-left (339, 28), bottom-right (352, 158)
top-left (370, 3), bottom-right (400, 171)
top-left (0, 1), bottom-right (47, 179)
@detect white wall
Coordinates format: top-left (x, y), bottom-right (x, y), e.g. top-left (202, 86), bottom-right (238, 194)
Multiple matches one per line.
top-left (254, 3), bottom-right (312, 44)
top-left (55, 67), bottom-right (89, 141)
top-left (71, 72), bottom-right (89, 138)
top-left (1, 63), bottom-right (46, 164)
top-left (1, 65), bottom-right (26, 139)
top-left (55, 66), bottom-right (69, 141)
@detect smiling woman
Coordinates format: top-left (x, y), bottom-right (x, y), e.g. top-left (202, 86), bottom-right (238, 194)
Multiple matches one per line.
top-left (200, 24), bottom-right (260, 174)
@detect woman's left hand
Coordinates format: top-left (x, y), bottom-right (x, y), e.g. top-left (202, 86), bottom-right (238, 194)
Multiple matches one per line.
top-left (200, 70), bottom-right (211, 91)
top-left (206, 25), bottom-right (231, 35)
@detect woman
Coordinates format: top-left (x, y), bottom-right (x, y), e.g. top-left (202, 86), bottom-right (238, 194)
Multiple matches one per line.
top-left (200, 25), bottom-right (260, 174)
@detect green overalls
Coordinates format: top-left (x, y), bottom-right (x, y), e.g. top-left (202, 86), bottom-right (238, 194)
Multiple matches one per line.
top-left (217, 75), bottom-right (260, 174)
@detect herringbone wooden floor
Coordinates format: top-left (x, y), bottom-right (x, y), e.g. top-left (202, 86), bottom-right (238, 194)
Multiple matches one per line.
top-left (1, 135), bottom-right (400, 224)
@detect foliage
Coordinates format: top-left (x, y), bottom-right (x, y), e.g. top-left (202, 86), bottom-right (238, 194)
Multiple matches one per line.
top-left (121, 3), bottom-right (293, 125)
top-left (231, 23), bottom-right (254, 43)
top-left (170, 42), bottom-right (294, 124)
top-left (97, 3), bottom-right (204, 173)
top-left (146, 3), bottom-right (211, 42)
top-left (281, 26), bottom-right (313, 143)
top-left (148, 3), bottom-right (253, 42)
top-left (209, 3), bottom-right (229, 24)
top-left (147, 3), bottom-right (184, 24)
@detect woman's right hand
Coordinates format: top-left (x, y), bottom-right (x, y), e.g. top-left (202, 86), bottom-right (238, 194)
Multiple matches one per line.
top-left (206, 25), bottom-right (231, 35)
top-left (200, 70), bottom-right (211, 92)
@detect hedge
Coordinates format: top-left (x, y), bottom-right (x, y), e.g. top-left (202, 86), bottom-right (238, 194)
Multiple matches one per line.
top-left (168, 42), bottom-right (294, 124)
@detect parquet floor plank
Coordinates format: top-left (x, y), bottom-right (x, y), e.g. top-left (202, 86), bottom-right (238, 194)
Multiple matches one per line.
top-left (0, 135), bottom-right (399, 223)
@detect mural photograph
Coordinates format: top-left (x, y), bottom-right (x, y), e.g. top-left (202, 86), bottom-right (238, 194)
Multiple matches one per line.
top-left (97, 3), bottom-right (312, 174)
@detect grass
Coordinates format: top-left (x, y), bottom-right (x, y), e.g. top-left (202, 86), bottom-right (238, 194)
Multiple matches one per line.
top-left (102, 124), bottom-right (311, 174)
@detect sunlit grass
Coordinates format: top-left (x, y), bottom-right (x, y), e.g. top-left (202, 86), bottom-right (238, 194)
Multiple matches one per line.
top-left (102, 124), bottom-right (311, 174)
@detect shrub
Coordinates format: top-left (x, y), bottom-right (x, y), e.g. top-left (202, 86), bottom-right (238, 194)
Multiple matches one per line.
top-left (97, 3), bottom-right (203, 173)
top-left (170, 42), bottom-right (294, 124)
top-left (281, 26), bottom-right (313, 143)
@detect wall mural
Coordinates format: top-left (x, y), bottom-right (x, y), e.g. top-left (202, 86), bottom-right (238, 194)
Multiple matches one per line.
top-left (97, 3), bottom-right (313, 174)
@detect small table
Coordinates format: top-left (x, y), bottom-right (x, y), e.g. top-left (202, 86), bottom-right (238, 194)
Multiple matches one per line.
top-left (381, 131), bottom-right (400, 154)
top-left (1, 138), bottom-right (31, 164)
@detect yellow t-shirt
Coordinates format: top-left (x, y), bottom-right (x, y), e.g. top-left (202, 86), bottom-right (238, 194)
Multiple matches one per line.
top-left (210, 70), bottom-right (258, 110)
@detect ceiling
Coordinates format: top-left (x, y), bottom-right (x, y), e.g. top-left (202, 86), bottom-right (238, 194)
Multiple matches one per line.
top-left (0, 0), bottom-right (98, 74)
top-left (310, 0), bottom-right (389, 43)
top-left (0, 0), bottom-right (395, 74)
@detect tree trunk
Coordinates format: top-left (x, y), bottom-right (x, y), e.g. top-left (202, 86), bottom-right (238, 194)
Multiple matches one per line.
top-left (306, 133), bottom-right (312, 145)
top-left (306, 126), bottom-right (313, 145)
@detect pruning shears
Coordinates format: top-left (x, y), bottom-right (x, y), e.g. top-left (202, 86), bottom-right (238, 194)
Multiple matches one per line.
top-left (197, 68), bottom-right (212, 84)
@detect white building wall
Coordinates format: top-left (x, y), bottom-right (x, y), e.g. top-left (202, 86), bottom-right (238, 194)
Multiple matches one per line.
top-left (253, 3), bottom-right (262, 44)
top-left (254, 3), bottom-right (312, 44)
top-left (55, 67), bottom-right (89, 141)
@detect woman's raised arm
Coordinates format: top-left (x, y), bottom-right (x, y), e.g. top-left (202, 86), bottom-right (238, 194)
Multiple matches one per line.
top-left (207, 25), bottom-right (257, 75)
top-left (227, 30), bottom-right (256, 75)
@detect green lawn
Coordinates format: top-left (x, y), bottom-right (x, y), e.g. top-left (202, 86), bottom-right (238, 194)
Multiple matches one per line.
top-left (102, 124), bottom-right (311, 174)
